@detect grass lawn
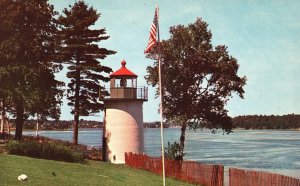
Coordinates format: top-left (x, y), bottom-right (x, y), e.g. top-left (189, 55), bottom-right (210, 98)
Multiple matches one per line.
top-left (0, 154), bottom-right (193, 186)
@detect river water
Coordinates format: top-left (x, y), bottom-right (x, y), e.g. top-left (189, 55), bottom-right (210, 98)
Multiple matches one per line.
top-left (23, 128), bottom-right (300, 179)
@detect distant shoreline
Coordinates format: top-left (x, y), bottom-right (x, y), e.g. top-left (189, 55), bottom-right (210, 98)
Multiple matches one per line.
top-left (6, 114), bottom-right (300, 131)
top-left (8, 127), bottom-right (300, 132)
top-left (233, 127), bottom-right (300, 131)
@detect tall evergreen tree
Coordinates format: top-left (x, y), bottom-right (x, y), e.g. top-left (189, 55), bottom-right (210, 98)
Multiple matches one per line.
top-left (0, 0), bottom-right (63, 139)
top-left (58, 1), bottom-right (116, 144)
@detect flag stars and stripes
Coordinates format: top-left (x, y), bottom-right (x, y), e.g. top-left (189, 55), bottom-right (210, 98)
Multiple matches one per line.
top-left (144, 7), bottom-right (158, 53)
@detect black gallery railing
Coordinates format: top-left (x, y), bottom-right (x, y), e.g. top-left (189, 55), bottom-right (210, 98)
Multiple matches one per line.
top-left (101, 87), bottom-right (148, 100)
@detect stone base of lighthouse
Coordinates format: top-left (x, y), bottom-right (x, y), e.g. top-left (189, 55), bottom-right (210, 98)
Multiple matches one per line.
top-left (103, 100), bottom-right (144, 164)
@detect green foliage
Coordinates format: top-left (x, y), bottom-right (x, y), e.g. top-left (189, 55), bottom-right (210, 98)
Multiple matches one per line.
top-left (5, 140), bottom-right (87, 163)
top-left (164, 142), bottom-right (184, 161)
top-left (4, 140), bottom-right (20, 154)
top-left (57, 1), bottom-right (116, 144)
top-left (146, 18), bottom-right (246, 155)
top-left (0, 0), bottom-right (63, 139)
top-left (233, 114), bottom-right (300, 129)
top-left (58, 1), bottom-right (116, 115)
top-left (146, 18), bottom-right (245, 132)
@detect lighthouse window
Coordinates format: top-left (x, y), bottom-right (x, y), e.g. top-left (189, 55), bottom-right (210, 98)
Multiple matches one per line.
top-left (115, 78), bottom-right (135, 88)
top-left (120, 78), bottom-right (127, 87)
top-left (127, 79), bottom-right (133, 87)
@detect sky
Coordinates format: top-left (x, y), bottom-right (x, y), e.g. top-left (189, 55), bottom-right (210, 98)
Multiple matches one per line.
top-left (49, 0), bottom-right (300, 122)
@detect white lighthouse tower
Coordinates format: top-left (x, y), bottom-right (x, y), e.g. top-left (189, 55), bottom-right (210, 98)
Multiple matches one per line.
top-left (101, 60), bottom-right (148, 164)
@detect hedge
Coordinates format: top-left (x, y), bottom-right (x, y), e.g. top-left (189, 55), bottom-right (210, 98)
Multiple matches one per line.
top-left (5, 140), bottom-right (87, 163)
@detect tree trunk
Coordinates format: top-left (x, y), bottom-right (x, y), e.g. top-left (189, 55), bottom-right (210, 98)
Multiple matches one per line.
top-left (15, 103), bottom-right (24, 140)
top-left (73, 112), bottom-right (79, 145)
top-left (0, 101), bottom-right (4, 133)
top-left (36, 114), bottom-right (39, 137)
top-left (102, 108), bottom-right (107, 161)
top-left (179, 122), bottom-right (187, 161)
top-left (73, 68), bottom-right (80, 145)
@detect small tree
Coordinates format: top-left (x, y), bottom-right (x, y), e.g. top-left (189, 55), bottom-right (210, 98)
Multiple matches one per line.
top-left (27, 69), bottom-right (64, 136)
top-left (58, 1), bottom-right (116, 144)
top-left (146, 18), bottom-right (246, 160)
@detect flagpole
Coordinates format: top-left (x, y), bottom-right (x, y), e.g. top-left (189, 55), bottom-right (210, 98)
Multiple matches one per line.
top-left (144, 6), bottom-right (165, 185)
top-left (158, 53), bottom-right (166, 186)
top-left (156, 6), bottom-right (166, 186)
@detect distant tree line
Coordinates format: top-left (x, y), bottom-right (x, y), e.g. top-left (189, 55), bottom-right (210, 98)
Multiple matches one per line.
top-left (17, 120), bottom-right (170, 130)
top-left (144, 122), bottom-right (170, 128)
top-left (17, 120), bottom-right (103, 130)
top-left (23, 121), bottom-right (170, 130)
top-left (232, 114), bottom-right (300, 129)
top-left (9, 114), bottom-right (300, 130)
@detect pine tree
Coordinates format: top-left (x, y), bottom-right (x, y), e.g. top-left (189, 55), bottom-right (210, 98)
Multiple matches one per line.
top-left (58, 1), bottom-right (116, 144)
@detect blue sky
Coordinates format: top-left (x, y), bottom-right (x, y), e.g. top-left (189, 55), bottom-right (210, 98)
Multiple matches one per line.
top-left (50, 0), bottom-right (300, 121)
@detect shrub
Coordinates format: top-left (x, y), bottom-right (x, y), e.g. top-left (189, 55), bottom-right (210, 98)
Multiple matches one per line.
top-left (5, 140), bottom-right (87, 163)
top-left (5, 140), bottom-right (23, 155)
top-left (164, 141), bottom-right (185, 161)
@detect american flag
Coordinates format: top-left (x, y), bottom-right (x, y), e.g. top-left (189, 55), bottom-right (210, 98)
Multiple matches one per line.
top-left (144, 7), bottom-right (159, 53)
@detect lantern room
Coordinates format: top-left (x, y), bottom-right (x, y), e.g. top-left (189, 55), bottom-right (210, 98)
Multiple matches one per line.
top-left (109, 60), bottom-right (138, 99)
top-left (103, 60), bottom-right (148, 100)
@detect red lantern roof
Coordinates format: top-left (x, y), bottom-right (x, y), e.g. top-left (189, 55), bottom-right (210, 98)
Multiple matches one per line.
top-left (110, 60), bottom-right (138, 77)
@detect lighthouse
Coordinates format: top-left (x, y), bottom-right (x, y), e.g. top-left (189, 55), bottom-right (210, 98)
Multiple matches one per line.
top-left (101, 60), bottom-right (148, 164)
